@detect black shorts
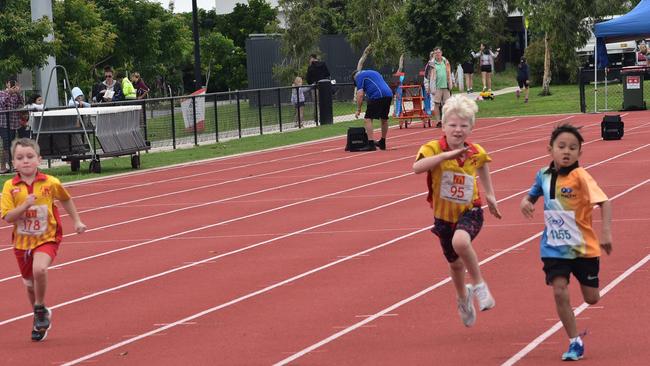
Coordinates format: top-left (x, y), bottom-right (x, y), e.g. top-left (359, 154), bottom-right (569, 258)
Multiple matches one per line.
top-left (480, 65), bottom-right (492, 73)
top-left (365, 97), bottom-right (392, 120)
top-left (517, 79), bottom-right (529, 89)
top-left (431, 207), bottom-right (484, 263)
top-left (294, 102), bottom-right (305, 109)
top-left (542, 257), bottom-right (600, 288)
top-left (461, 63), bottom-right (474, 74)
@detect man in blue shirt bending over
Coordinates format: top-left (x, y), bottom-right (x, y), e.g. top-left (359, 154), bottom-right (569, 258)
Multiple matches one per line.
top-left (353, 69), bottom-right (393, 151)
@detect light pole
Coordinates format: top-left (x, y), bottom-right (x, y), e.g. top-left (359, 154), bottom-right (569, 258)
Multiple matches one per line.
top-left (192, 0), bottom-right (203, 90)
top-left (31, 0), bottom-right (59, 107)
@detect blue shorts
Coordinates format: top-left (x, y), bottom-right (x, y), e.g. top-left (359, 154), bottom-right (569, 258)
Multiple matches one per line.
top-left (431, 207), bottom-right (484, 263)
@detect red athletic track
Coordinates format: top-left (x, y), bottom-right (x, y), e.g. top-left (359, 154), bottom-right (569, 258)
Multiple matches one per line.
top-left (0, 111), bottom-right (648, 366)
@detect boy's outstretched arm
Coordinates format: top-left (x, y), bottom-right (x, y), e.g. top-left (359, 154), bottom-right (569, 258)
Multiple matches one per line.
top-left (412, 148), bottom-right (468, 174)
top-left (60, 199), bottom-right (87, 234)
top-left (598, 200), bottom-right (613, 255)
top-left (477, 164), bottom-right (502, 219)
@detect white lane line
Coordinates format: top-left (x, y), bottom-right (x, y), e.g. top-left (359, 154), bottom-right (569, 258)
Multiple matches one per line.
top-left (57, 172), bottom-right (649, 364)
top-left (0, 117), bottom-right (567, 261)
top-left (501, 253), bottom-right (650, 366)
top-left (272, 178), bottom-right (650, 366)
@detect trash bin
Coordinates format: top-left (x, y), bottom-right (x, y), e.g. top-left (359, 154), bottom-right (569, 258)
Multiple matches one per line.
top-left (621, 68), bottom-right (646, 110)
top-left (317, 79), bottom-right (333, 125)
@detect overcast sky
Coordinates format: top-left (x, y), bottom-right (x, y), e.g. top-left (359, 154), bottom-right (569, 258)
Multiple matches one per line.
top-left (152, 0), bottom-right (279, 14)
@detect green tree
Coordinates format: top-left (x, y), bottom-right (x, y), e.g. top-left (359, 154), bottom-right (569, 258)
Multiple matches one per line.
top-left (275, 0), bottom-right (322, 84)
top-left (401, 0), bottom-right (479, 64)
top-left (215, 0), bottom-right (279, 49)
top-left (93, 0), bottom-right (192, 88)
top-left (518, 0), bottom-right (638, 94)
top-left (0, 0), bottom-right (56, 80)
top-left (53, 0), bottom-right (117, 92)
top-left (201, 32), bottom-right (246, 91)
top-left (345, 0), bottom-right (406, 68)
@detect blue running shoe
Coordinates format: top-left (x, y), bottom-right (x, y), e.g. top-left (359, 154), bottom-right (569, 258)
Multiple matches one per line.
top-left (561, 341), bottom-right (584, 361)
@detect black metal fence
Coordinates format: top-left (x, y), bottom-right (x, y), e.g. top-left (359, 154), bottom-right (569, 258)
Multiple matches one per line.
top-left (1, 82), bottom-right (358, 153)
top-left (578, 66), bottom-right (650, 113)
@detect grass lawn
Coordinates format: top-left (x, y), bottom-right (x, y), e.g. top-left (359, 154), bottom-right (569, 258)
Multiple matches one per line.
top-left (1, 80), bottom-right (583, 186)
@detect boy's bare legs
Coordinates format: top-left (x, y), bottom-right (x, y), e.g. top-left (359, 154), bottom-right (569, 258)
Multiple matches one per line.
top-left (580, 284), bottom-right (600, 305)
top-left (452, 230), bottom-right (483, 285)
top-left (449, 259), bottom-right (468, 298)
top-left (551, 277), bottom-right (578, 338)
top-left (32, 252), bottom-right (53, 306)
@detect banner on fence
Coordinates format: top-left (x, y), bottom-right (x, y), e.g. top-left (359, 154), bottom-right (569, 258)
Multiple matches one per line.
top-left (181, 88), bottom-right (207, 132)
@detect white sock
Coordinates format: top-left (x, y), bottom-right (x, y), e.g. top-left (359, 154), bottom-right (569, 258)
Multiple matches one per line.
top-left (570, 336), bottom-right (583, 346)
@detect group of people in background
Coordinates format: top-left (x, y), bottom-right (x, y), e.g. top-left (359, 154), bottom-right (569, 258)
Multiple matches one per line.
top-left (0, 67), bottom-right (150, 174)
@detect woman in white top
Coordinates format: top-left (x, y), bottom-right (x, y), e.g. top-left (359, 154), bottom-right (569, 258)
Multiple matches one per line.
top-left (474, 44), bottom-right (500, 92)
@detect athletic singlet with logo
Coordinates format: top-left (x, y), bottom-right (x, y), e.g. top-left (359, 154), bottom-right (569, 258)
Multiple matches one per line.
top-left (527, 162), bottom-right (608, 259)
top-left (415, 137), bottom-right (491, 223)
top-left (1, 172), bottom-right (70, 250)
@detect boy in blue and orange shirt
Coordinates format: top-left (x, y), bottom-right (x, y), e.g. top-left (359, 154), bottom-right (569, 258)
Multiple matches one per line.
top-left (413, 94), bottom-right (501, 328)
top-left (1, 138), bottom-right (86, 342)
top-left (521, 124), bottom-right (612, 361)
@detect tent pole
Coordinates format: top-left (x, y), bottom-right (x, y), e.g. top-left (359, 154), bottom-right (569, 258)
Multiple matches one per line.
top-left (594, 44), bottom-right (598, 113)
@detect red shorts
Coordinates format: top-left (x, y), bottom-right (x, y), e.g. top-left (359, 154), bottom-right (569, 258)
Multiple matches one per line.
top-left (14, 242), bottom-right (59, 282)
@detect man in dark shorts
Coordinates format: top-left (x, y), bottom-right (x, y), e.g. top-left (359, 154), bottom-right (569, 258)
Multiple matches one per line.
top-left (353, 69), bottom-right (393, 151)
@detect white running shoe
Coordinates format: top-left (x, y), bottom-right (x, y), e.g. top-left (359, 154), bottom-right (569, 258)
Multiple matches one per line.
top-left (457, 285), bottom-right (476, 327)
top-left (473, 282), bottom-right (495, 311)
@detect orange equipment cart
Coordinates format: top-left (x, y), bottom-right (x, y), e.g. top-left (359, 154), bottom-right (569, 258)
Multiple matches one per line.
top-left (395, 85), bottom-right (432, 129)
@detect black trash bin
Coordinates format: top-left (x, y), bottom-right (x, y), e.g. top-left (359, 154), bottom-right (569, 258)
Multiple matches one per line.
top-left (317, 79), bottom-right (333, 125)
top-left (621, 67), bottom-right (646, 110)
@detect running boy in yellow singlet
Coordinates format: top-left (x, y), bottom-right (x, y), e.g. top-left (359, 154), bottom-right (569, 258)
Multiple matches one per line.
top-left (1, 138), bottom-right (86, 341)
top-left (413, 94), bottom-right (501, 327)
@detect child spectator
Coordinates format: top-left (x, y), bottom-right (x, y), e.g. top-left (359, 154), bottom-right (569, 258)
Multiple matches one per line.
top-left (516, 56), bottom-right (530, 103)
top-left (520, 124), bottom-right (612, 361)
top-left (1, 138), bottom-right (86, 341)
top-left (413, 94), bottom-right (501, 327)
top-left (67, 87), bottom-right (91, 108)
top-left (291, 76), bottom-right (309, 127)
top-left (25, 94), bottom-right (44, 111)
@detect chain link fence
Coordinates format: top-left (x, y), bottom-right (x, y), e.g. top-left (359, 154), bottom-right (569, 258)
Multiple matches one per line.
top-left (579, 67), bottom-right (650, 113)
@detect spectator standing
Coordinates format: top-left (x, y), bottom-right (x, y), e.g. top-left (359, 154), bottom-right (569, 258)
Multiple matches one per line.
top-left (426, 47), bottom-right (453, 127)
top-left (637, 42), bottom-right (649, 66)
top-left (306, 54), bottom-right (331, 85)
top-left (0, 78), bottom-right (25, 173)
top-left (461, 52), bottom-right (476, 93)
top-left (92, 66), bottom-right (123, 103)
top-left (131, 72), bottom-right (150, 99)
top-left (477, 44), bottom-right (500, 92)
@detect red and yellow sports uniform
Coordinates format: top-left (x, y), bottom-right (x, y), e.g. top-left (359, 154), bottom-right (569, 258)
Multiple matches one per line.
top-left (415, 136), bottom-right (492, 262)
top-left (416, 136), bottom-right (491, 221)
top-left (1, 172), bottom-right (70, 280)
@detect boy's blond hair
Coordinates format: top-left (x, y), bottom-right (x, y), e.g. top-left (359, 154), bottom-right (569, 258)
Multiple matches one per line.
top-left (11, 138), bottom-right (40, 156)
top-left (441, 94), bottom-right (479, 127)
